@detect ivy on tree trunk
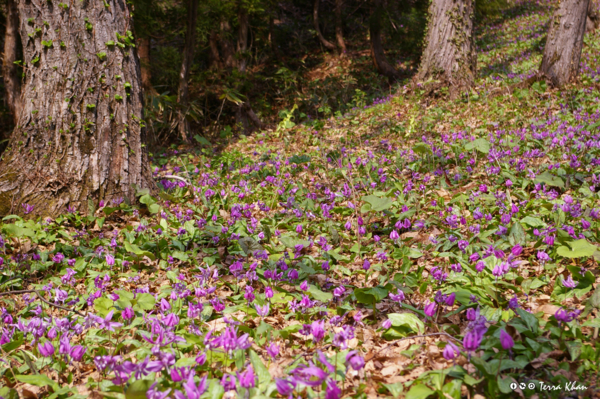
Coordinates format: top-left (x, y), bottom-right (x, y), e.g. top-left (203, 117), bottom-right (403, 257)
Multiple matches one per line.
top-left (0, 0), bottom-right (154, 217)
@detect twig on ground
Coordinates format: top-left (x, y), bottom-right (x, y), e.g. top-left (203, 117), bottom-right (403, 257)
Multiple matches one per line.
top-left (0, 289), bottom-right (85, 317)
top-left (160, 174), bottom-right (191, 185)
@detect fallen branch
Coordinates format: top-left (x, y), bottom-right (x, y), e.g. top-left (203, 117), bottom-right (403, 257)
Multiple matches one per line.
top-left (160, 174), bottom-right (191, 185)
top-left (0, 289), bottom-right (85, 317)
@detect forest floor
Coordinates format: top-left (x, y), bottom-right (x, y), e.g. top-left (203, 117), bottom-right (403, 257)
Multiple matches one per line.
top-left (2, 1), bottom-right (600, 398)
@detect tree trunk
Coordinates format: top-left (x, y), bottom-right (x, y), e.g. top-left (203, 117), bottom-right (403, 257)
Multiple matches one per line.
top-left (540, 0), bottom-right (589, 87)
top-left (588, 0), bottom-right (600, 32)
top-left (208, 31), bottom-right (223, 69)
top-left (176, 0), bottom-right (199, 142)
top-left (2, 0), bottom-right (21, 124)
top-left (314, 0), bottom-right (336, 51)
top-left (369, 0), bottom-right (401, 81)
top-left (138, 37), bottom-right (155, 94)
top-left (335, 0), bottom-right (346, 54)
top-left (0, 0), bottom-right (154, 217)
top-left (417, 0), bottom-right (476, 97)
top-left (234, 4), bottom-right (263, 134)
top-left (268, 14), bottom-right (280, 59)
top-left (237, 7), bottom-right (249, 73)
top-left (219, 21), bottom-right (236, 69)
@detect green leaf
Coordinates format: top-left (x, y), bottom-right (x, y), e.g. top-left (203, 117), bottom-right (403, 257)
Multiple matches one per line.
top-left (443, 378), bottom-right (462, 399)
top-left (566, 340), bottom-right (582, 361)
top-left (307, 285), bottom-right (333, 302)
top-left (464, 138), bottom-right (490, 154)
top-left (2, 334), bottom-right (23, 353)
top-left (582, 318), bottom-right (600, 328)
top-left (139, 194), bottom-right (156, 205)
top-left (279, 324), bottom-right (302, 339)
top-left (405, 383), bottom-right (434, 399)
top-left (239, 236), bottom-right (264, 255)
top-left (194, 135), bottom-right (211, 146)
top-left (516, 308), bottom-right (539, 334)
top-left (408, 248), bottom-right (423, 258)
top-left (355, 286), bottom-right (388, 305)
top-left (498, 376), bottom-right (515, 394)
top-left (134, 293), bottom-right (155, 310)
top-left (94, 297), bottom-right (114, 316)
top-left (557, 239), bottom-right (598, 258)
top-left (588, 286), bottom-right (600, 309)
top-left (15, 375), bottom-right (58, 391)
top-left (2, 224), bottom-right (35, 238)
top-left (0, 388), bottom-right (18, 399)
top-left (278, 235), bottom-right (310, 249)
top-left (534, 171), bottom-right (564, 188)
top-left (125, 379), bottom-right (153, 399)
top-left (249, 350), bottom-right (271, 389)
top-left (124, 240), bottom-right (156, 260)
top-left (361, 195), bottom-right (393, 212)
top-left (387, 313), bottom-right (425, 335)
top-left (520, 216), bottom-right (545, 228)
top-left (508, 222), bottom-right (526, 246)
top-left (289, 154), bottom-right (311, 164)
top-left (383, 382), bottom-right (404, 398)
top-left (412, 143), bottom-right (432, 155)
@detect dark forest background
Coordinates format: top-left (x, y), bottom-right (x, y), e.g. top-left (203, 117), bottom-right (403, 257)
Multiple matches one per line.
top-left (0, 0), bottom-right (512, 150)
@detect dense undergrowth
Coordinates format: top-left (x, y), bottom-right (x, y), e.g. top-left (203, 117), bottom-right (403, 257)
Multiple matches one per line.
top-left (2, 1), bottom-right (600, 398)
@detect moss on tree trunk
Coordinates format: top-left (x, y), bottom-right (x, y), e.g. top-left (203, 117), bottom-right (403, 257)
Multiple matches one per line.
top-left (0, 0), bottom-right (155, 218)
top-left (417, 0), bottom-right (476, 97)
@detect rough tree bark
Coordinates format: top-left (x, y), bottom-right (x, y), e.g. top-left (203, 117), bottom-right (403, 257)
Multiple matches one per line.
top-left (313, 0), bottom-right (336, 51)
top-left (0, 0), bottom-right (154, 217)
top-left (540, 0), bottom-right (589, 87)
top-left (335, 0), bottom-right (346, 54)
top-left (417, 0), bottom-right (476, 97)
top-left (370, 0), bottom-right (401, 81)
top-left (2, 0), bottom-right (21, 124)
top-left (176, 0), bottom-right (199, 143)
